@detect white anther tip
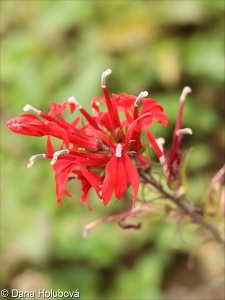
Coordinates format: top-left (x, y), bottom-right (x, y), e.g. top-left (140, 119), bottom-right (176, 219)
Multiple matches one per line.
top-left (115, 143), bottom-right (122, 158)
top-left (68, 96), bottom-right (81, 108)
top-left (23, 104), bottom-right (31, 111)
top-left (176, 128), bottom-right (193, 136)
top-left (23, 104), bottom-right (40, 115)
top-left (180, 86), bottom-right (192, 102)
top-left (27, 162), bottom-right (33, 168)
top-left (68, 96), bottom-right (76, 103)
top-left (184, 86), bottom-right (192, 93)
top-left (27, 154), bottom-right (46, 168)
top-left (104, 69), bottom-right (112, 75)
top-left (156, 137), bottom-right (165, 146)
top-left (134, 91), bottom-right (149, 106)
top-left (101, 69), bottom-right (112, 87)
top-left (50, 149), bottom-right (69, 165)
top-left (141, 91), bottom-right (148, 97)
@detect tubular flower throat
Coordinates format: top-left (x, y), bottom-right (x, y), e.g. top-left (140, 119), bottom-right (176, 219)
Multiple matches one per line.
top-left (7, 69), bottom-right (168, 208)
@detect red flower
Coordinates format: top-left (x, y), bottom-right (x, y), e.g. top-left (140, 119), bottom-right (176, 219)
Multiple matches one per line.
top-left (102, 152), bottom-right (139, 206)
top-left (6, 69), bottom-right (168, 208)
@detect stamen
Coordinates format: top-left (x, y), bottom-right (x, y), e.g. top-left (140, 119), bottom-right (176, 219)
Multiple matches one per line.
top-left (133, 91), bottom-right (148, 120)
top-left (101, 69), bottom-right (112, 87)
top-left (50, 149), bottom-right (69, 165)
top-left (23, 104), bottom-right (41, 115)
top-left (68, 96), bottom-right (82, 109)
top-left (115, 143), bottom-right (122, 158)
top-left (27, 154), bottom-right (46, 168)
top-left (180, 86), bottom-right (192, 103)
top-left (176, 128), bottom-right (193, 136)
top-left (155, 137), bottom-right (165, 147)
top-left (68, 96), bottom-right (99, 129)
top-left (134, 91), bottom-right (148, 106)
top-left (155, 138), bottom-right (165, 164)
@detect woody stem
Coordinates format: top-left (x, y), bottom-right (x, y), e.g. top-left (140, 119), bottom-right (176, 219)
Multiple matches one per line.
top-left (140, 173), bottom-right (225, 247)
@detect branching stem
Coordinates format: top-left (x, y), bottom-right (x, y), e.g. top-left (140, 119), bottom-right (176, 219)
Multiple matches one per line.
top-left (140, 173), bottom-right (225, 246)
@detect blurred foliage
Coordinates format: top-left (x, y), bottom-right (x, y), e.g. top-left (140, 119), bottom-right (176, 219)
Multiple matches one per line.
top-left (1, 1), bottom-right (224, 299)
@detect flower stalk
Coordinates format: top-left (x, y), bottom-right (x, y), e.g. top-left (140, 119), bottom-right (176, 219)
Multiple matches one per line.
top-left (140, 172), bottom-right (225, 247)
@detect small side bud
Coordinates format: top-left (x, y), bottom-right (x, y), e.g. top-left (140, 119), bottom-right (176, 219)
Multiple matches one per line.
top-left (176, 128), bottom-right (193, 136)
top-left (101, 69), bottom-right (112, 87)
top-left (27, 154), bottom-right (46, 168)
top-left (50, 149), bottom-right (69, 165)
top-left (134, 91), bottom-right (148, 106)
top-left (180, 86), bottom-right (192, 103)
top-left (23, 104), bottom-right (41, 115)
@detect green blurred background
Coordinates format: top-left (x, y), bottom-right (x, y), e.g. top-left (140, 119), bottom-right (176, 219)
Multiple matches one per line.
top-left (1, 1), bottom-right (224, 299)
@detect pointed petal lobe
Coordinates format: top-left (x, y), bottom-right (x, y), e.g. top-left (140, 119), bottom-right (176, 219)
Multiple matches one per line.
top-left (124, 154), bottom-right (139, 206)
top-left (114, 156), bottom-right (127, 200)
top-left (102, 156), bottom-right (117, 205)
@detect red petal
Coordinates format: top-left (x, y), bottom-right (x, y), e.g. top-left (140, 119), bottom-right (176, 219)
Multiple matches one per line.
top-left (71, 116), bottom-right (81, 127)
top-left (154, 113), bottom-right (168, 126)
top-left (124, 154), bottom-right (139, 206)
top-left (102, 156), bottom-right (117, 205)
top-left (125, 112), bottom-right (153, 145)
top-left (47, 136), bottom-right (54, 155)
top-left (79, 168), bottom-right (101, 193)
top-left (80, 180), bottom-right (92, 211)
top-left (145, 129), bottom-right (162, 158)
top-left (86, 128), bottom-right (114, 147)
top-left (114, 156), bottom-right (127, 200)
top-left (53, 159), bottom-right (78, 204)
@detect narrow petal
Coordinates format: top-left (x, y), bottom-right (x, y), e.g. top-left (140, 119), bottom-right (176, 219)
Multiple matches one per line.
top-left (145, 129), bottom-right (163, 158)
top-left (125, 112), bottom-right (153, 146)
top-left (47, 136), bottom-right (54, 156)
top-left (53, 159), bottom-right (78, 204)
top-left (114, 156), bottom-right (127, 200)
top-left (80, 180), bottom-right (92, 211)
top-left (154, 113), bottom-right (168, 126)
top-left (79, 168), bottom-right (101, 193)
top-left (124, 154), bottom-right (139, 206)
top-left (102, 156), bottom-right (117, 205)
top-left (86, 128), bottom-right (114, 147)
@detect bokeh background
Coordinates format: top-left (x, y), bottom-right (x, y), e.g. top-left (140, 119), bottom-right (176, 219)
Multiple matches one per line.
top-left (1, 1), bottom-right (224, 299)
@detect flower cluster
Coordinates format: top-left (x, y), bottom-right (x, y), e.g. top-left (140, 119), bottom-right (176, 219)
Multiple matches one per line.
top-left (7, 69), bottom-right (168, 209)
